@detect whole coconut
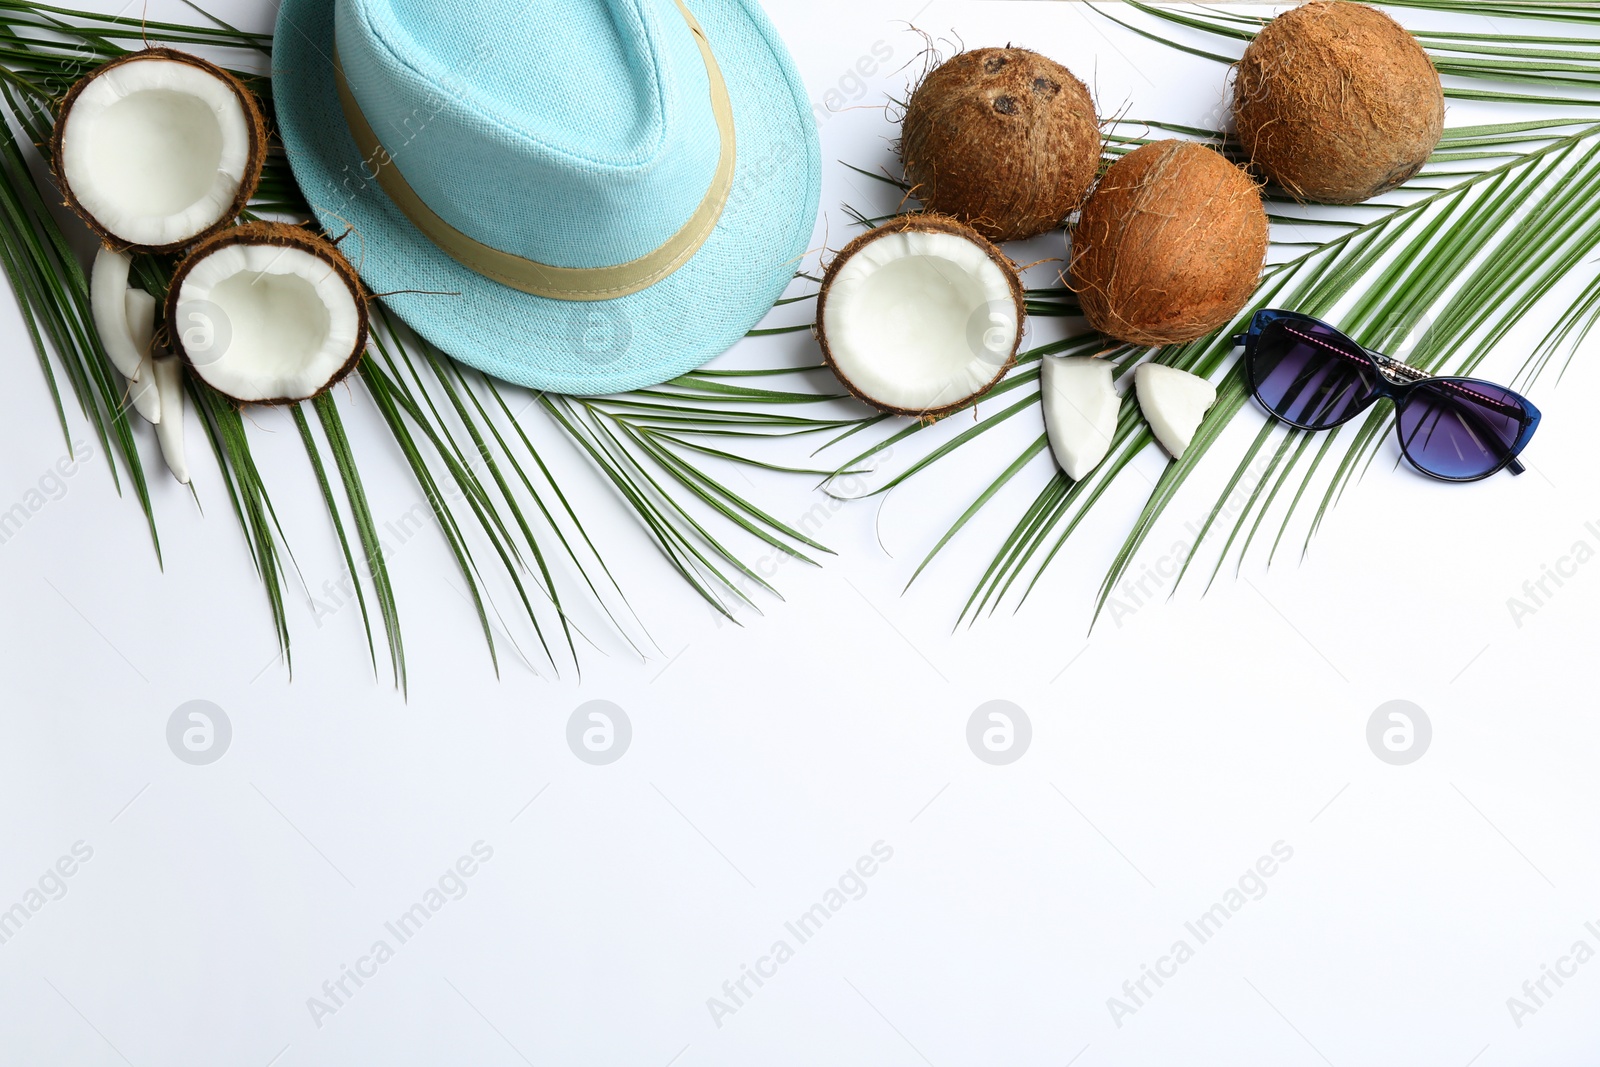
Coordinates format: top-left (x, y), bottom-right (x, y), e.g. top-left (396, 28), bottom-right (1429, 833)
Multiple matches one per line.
top-left (1233, 1), bottom-right (1445, 204)
top-left (901, 47), bottom-right (1099, 242)
top-left (1071, 140), bottom-right (1268, 346)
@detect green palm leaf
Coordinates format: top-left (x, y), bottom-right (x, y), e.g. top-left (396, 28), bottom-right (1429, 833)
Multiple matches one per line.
top-left (0, 1), bottom-right (852, 686)
top-left (816, 0), bottom-right (1600, 627)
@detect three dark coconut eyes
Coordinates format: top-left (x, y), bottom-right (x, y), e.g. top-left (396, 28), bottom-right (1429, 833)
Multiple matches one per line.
top-left (985, 55), bottom-right (1060, 115)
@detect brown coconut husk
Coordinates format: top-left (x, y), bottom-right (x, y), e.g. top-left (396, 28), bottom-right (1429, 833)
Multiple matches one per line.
top-left (52, 47), bottom-right (268, 255)
top-left (1070, 140), bottom-right (1268, 347)
top-left (166, 221), bottom-right (369, 405)
top-left (900, 47), bottom-right (1100, 243)
top-left (816, 214), bottom-right (1025, 420)
top-left (1233, 2), bottom-right (1445, 205)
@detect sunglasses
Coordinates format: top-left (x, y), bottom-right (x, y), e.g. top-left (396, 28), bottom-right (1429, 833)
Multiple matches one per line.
top-left (1232, 310), bottom-right (1541, 482)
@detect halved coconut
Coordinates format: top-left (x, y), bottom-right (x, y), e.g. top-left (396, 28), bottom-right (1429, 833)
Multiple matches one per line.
top-left (53, 48), bottom-right (266, 254)
top-left (817, 215), bottom-right (1024, 419)
top-left (167, 222), bottom-right (368, 404)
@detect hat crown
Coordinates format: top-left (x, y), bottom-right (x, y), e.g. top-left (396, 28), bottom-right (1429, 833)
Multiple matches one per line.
top-left (336, 0), bottom-right (722, 270)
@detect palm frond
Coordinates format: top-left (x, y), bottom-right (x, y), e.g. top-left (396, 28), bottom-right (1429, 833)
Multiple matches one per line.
top-left (814, 1), bottom-right (1600, 626)
top-left (0, 1), bottom-right (852, 686)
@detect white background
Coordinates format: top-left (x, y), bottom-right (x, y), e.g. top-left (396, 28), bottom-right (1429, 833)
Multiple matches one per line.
top-left (2, 1), bottom-right (1598, 1065)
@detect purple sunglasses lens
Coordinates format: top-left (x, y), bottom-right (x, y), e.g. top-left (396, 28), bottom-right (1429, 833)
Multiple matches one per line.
top-left (1251, 319), bottom-right (1378, 429)
top-left (1396, 379), bottom-right (1526, 480)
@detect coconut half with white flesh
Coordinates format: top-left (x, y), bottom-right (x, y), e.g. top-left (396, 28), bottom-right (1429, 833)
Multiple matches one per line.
top-left (53, 48), bottom-right (266, 254)
top-left (168, 222), bottom-right (368, 404)
top-left (1134, 363), bottom-right (1218, 459)
top-left (817, 215), bottom-right (1024, 418)
top-left (1041, 355), bottom-right (1120, 480)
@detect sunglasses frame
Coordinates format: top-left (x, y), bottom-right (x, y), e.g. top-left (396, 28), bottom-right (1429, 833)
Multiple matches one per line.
top-left (1232, 309), bottom-right (1542, 483)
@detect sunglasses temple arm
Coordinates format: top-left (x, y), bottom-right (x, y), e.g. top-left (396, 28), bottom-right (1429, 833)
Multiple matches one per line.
top-left (1508, 456), bottom-right (1526, 476)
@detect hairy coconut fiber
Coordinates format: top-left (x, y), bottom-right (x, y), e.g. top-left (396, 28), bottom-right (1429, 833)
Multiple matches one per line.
top-left (817, 214), bottom-right (1024, 419)
top-left (1233, 1), bottom-right (1445, 205)
top-left (901, 47), bottom-right (1099, 242)
top-left (52, 48), bottom-right (268, 254)
top-left (167, 222), bottom-right (369, 404)
top-left (1071, 140), bottom-right (1268, 347)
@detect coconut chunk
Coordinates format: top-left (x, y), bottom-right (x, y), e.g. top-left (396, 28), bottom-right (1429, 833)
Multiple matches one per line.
top-left (125, 288), bottom-right (162, 423)
top-left (54, 49), bottom-right (266, 253)
top-left (90, 247), bottom-right (147, 381)
top-left (152, 356), bottom-right (188, 484)
top-left (168, 223), bottom-right (367, 404)
top-left (818, 215), bottom-right (1024, 418)
top-left (1135, 363), bottom-right (1218, 459)
top-left (1042, 355), bottom-right (1120, 480)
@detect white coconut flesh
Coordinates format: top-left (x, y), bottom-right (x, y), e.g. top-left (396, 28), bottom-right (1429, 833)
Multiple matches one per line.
top-left (1135, 363), bottom-right (1218, 460)
top-left (59, 59), bottom-right (251, 248)
top-left (90, 246), bottom-right (148, 381)
top-left (174, 243), bottom-right (362, 402)
top-left (1041, 355), bottom-right (1120, 480)
top-left (152, 355), bottom-right (189, 484)
top-left (824, 230), bottom-right (1018, 412)
top-left (124, 288), bottom-right (162, 423)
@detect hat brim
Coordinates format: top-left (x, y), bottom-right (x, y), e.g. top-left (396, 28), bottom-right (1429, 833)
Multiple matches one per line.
top-left (271, 0), bottom-right (820, 395)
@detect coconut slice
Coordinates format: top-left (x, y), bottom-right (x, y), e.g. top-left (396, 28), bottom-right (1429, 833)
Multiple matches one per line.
top-left (1135, 363), bottom-right (1218, 459)
top-left (168, 223), bottom-right (368, 404)
top-left (53, 48), bottom-right (266, 254)
top-left (818, 215), bottom-right (1024, 418)
top-left (152, 356), bottom-right (188, 484)
top-left (1042, 355), bottom-right (1120, 480)
top-left (90, 247), bottom-right (151, 381)
top-left (124, 288), bottom-right (162, 423)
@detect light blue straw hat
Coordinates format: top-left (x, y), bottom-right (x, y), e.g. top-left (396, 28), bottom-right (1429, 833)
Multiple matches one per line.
top-left (271, 0), bottom-right (820, 395)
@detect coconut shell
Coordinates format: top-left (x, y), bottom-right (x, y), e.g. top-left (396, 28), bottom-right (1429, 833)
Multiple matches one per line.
top-left (1071, 140), bottom-right (1268, 347)
top-left (1233, 2), bottom-right (1445, 205)
top-left (816, 214), bottom-right (1025, 419)
top-left (166, 221), bottom-right (369, 404)
top-left (52, 47), bottom-right (268, 255)
top-left (901, 48), bottom-right (1100, 242)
